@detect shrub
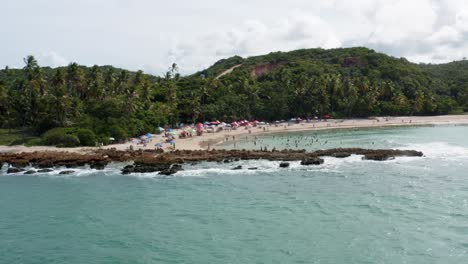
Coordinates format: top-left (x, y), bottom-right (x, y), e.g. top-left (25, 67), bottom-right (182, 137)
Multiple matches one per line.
top-left (56, 135), bottom-right (80, 148)
top-left (25, 138), bottom-right (43, 146)
top-left (76, 129), bottom-right (97, 146)
top-left (109, 125), bottom-right (129, 141)
top-left (98, 135), bottom-right (111, 145)
top-left (42, 128), bottom-right (81, 147)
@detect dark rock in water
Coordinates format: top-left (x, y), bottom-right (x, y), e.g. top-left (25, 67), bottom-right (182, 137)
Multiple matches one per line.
top-left (10, 161), bottom-right (29, 168)
top-left (248, 167), bottom-right (258, 170)
top-left (362, 150), bottom-right (422, 161)
top-left (133, 164), bottom-right (170, 173)
top-left (279, 162), bottom-right (290, 168)
top-left (123, 164), bottom-right (134, 170)
top-left (122, 163), bottom-right (171, 174)
top-left (223, 159), bottom-right (232, 163)
top-left (159, 164), bottom-right (184, 176)
top-left (7, 167), bottom-right (25, 174)
top-left (37, 169), bottom-right (53, 173)
top-left (36, 162), bottom-right (54, 168)
top-left (232, 165), bottom-right (243, 170)
top-left (121, 165), bottom-right (134, 175)
top-left (65, 162), bottom-right (86, 168)
top-left (301, 158), bottom-right (324, 166)
top-left (90, 161), bottom-right (108, 170)
top-left (59, 170), bottom-right (75, 175)
top-left (234, 158), bottom-right (240, 162)
top-left (24, 170), bottom-right (36, 175)
top-left (331, 152), bottom-right (351, 158)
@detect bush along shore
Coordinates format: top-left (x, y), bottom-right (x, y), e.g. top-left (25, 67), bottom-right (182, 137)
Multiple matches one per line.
top-left (0, 148), bottom-right (423, 176)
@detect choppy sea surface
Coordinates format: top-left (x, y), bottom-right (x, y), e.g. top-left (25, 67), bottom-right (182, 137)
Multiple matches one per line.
top-left (1, 125), bottom-right (468, 263)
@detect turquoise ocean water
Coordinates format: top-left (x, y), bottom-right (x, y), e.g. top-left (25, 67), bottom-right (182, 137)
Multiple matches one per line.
top-left (1, 125), bottom-right (468, 263)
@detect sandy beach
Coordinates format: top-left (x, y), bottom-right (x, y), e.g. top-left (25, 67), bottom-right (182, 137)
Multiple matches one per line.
top-left (1, 115), bottom-right (467, 153)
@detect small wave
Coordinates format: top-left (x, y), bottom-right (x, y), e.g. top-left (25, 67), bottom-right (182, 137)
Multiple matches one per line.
top-left (403, 142), bottom-right (468, 160)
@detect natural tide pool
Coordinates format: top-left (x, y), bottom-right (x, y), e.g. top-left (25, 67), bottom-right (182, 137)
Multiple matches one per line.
top-left (1, 125), bottom-right (468, 263)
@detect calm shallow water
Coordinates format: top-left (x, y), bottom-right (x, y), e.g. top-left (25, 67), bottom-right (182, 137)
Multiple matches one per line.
top-left (1, 125), bottom-right (468, 263)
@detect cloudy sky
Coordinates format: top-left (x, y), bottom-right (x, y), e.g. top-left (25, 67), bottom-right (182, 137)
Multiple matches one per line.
top-left (1, 0), bottom-right (468, 75)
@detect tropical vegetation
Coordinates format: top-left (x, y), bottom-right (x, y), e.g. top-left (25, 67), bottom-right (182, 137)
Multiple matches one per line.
top-left (0, 47), bottom-right (466, 146)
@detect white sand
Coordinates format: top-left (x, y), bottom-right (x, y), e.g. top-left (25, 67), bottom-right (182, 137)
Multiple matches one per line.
top-left (1, 115), bottom-right (468, 153)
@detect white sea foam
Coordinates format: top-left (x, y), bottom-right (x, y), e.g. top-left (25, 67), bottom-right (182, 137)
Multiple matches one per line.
top-left (402, 142), bottom-right (468, 160)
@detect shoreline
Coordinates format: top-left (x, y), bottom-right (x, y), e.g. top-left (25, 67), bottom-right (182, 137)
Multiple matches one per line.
top-left (0, 115), bottom-right (467, 153)
top-left (0, 148), bottom-right (424, 175)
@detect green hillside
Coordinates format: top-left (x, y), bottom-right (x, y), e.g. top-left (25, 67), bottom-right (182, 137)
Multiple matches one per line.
top-left (0, 47), bottom-right (467, 146)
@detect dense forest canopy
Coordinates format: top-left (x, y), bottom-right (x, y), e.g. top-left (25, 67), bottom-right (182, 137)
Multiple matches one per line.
top-left (0, 47), bottom-right (467, 146)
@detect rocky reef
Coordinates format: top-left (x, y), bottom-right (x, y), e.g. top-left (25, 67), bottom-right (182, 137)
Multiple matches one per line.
top-left (0, 148), bottom-right (423, 175)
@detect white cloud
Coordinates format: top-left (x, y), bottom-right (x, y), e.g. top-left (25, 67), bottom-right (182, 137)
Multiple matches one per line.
top-left (38, 51), bottom-right (68, 67)
top-left (427, 25), bottom-right (462, 44)
top-left (1, 0), bottom-right (468, 74)
top-left (369, 0), bottom-right (437, 44)
top-left (455, 9), bottom-right (468, 32)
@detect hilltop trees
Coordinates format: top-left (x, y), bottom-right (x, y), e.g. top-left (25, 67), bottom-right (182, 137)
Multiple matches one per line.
top-left (0, 47), bottom-right (466, 146)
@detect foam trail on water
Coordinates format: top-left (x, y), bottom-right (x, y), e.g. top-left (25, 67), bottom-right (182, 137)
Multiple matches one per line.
top-left (403, 142), bottom-right (468, 161)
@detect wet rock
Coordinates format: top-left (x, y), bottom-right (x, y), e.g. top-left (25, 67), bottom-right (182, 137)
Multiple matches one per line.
top-left (223, 159), bottom-right (232, 163)
top-left (24, 170), bottom-right (36, 175)
top-left (121, 165), bottom-right (135, 175)
top-left (59, 170), bottom-right (75, 175)
top-left (10, 161), bottom-right (29, 168)
top-left (301, 158), bottom-right (324, 166)
top-left (7, 167), bottom-right (24, 174)
top-left (279, 162), bottom-right (290, 168)
top-left (37, 169), bottom-right (54, 173)
top-left (65, 162), bottom-right (86, 168)
top-left (248, 167), bottom-right (258, 170)
top-left (35, 162), bottom-right (54, 168)
top-left (90, 161), bottom-right (108, 170)
top-left (133, 164), bottom-right (170, 173)
top-left (362, 149), bottom-right (422, 161)
top-left (232, 165), bottom-right (242, 170)
top-left (159, 164), bottom-right (184, 176)
top-left (122, 163), bottom-right (171, 174)
top-left (0, 148), bottom-right (424, 171)
top-left (331, 152), bottom-right (351, 158)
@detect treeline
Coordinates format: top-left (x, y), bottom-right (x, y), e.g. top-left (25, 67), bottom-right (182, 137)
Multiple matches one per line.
top-left (0, 56), bottom-right (179, 145)
top-left (0, 47), bottom-right (467, 146)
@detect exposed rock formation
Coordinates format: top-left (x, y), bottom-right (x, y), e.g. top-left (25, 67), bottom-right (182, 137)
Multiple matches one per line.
top-left (0, 148), bottom-right (423, 175)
